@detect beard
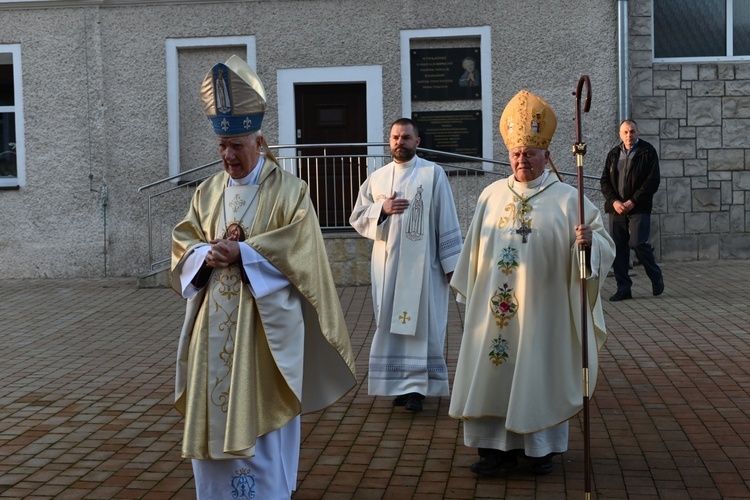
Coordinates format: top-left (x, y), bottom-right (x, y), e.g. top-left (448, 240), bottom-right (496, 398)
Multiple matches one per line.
top-left (391, 146), bottom-right (416, 162)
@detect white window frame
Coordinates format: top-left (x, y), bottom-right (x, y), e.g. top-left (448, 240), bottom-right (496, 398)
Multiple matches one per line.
top-left (165, 36), bottom-right (255, 179)
top-left (0, 44), bottom-right (25, 188)
top-left (277, 65), bottom-right (384, 173)
top-left (400, 26), bottom-right (493, 170)
top-left (652, 0), bottom-right (750, 62)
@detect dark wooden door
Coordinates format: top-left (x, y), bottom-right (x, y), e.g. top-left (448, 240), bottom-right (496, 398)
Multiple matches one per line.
top-left (295, 83), bottom-right (367, 229)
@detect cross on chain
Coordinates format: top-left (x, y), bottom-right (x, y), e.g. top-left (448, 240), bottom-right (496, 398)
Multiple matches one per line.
top-left (398, 311), bottom-right (411, 324)
top-left (515, 220), bottom-right (532, 243)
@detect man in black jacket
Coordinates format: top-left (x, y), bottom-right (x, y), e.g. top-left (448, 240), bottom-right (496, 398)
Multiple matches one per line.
top-left (600, 119), bottom-right (664, 301)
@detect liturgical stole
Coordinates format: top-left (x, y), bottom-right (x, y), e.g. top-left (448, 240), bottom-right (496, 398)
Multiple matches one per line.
top-left (206, 184), bottom-right (260, 457)
top-left (375, 160), bottom-right (434, 336)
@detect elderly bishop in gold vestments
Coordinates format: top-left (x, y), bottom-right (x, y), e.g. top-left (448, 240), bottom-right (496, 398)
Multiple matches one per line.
top-left (171, 55), bottom-right (356, 499)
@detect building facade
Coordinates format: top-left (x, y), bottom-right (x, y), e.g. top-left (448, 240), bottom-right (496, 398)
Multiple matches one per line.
top-left (0, 0), bottom-right (744, 281)
top-left (630, 0), bottom-right (750, 261)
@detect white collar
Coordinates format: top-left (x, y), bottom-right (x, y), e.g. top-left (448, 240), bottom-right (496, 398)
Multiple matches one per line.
top-left (228, 156), bottom-right (265, 186)
top-left (394, 155), bottom-right (418, 169)
top-left (511, 170), bottom-right (549, 190)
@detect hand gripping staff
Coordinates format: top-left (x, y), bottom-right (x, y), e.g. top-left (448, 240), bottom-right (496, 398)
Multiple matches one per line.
top-left (573, 74), bottom-right (592, 499)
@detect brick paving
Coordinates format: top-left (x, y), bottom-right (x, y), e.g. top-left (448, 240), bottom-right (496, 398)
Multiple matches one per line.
top-left (1, 260), bottom-right (750, 499)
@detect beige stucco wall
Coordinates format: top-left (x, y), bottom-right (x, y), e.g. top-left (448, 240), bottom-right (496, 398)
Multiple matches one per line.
top-left (0, 0), bottom-right (619, 279)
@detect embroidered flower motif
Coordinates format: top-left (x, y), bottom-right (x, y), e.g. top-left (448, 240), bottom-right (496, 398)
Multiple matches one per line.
top-left (489, 283), bottom-right (518, 328)
top-left (497, 246), bottom-right (519, 275)
top-left (489, 336), bottom-right (510, 366)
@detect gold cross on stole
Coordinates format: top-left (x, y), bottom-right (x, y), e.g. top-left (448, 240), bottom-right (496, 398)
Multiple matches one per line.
top-left (398, 311), bottom-right (411, 324)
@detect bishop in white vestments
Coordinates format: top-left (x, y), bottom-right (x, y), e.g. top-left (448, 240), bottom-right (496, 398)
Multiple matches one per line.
top-left (449, 90), bottom-right (615, 476)
top-left (350, 118), bottom-right (462, 412)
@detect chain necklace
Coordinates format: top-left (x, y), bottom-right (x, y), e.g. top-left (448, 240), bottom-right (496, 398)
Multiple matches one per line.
top-left (506, 173), bottom-right (557, 243)
top-left (219, 161), bottom-right (265, 240)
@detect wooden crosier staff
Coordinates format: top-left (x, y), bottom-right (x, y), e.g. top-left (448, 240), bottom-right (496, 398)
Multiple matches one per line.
top-left (573, 74), bottom-right (592, 499)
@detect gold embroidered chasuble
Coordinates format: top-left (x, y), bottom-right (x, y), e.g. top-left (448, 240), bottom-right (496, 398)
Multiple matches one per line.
top-left (449, 173), bottom-right (615, 434)
top-left (171, 158), bottom-right (356, 459)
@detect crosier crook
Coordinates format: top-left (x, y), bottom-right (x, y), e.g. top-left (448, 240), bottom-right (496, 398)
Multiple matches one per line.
top-left (573, 74), bottom-right (592, 500)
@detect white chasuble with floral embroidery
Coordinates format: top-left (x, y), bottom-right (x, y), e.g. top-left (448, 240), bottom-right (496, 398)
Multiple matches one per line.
top-left (449, 173), bottom-right (615, 435)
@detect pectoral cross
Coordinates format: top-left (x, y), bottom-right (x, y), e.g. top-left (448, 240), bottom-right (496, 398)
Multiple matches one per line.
top-left (515, 220), bottom-right (532, 243)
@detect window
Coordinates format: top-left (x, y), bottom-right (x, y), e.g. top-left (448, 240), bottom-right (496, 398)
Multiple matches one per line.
top-left (0, 45), bottom-right (24, 188)
top-left (653, 0), bottom-right (750, 61)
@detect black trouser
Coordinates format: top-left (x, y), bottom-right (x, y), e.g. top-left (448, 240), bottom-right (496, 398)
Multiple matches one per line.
top-left (610, 212), bottom-right (662, 292)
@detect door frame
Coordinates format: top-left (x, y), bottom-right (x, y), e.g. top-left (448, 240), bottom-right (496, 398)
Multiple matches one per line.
top-left (165, 36), bottom-right (256, 179)
top-left (277, 65), bottom-right (384, 173)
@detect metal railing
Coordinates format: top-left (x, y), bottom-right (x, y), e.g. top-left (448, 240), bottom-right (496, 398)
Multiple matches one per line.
top-left (275, 143), bottom-right (391, 229)
top-left (138, 143), bottom-right (603, 273)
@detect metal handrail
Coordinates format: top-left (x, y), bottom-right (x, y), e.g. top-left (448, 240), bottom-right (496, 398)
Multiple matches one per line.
top-left (138, 143), bottom-right (604, 272)
top-left (136, 143), bottom-right (602, 191)
top-left (138, 158), bottom-right (222, 192)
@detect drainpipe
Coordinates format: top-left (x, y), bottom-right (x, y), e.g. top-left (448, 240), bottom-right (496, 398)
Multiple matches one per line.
top-left (100, 184), bottom-right (108, 277)
top-left (618, 0), bottom-right (630, 122)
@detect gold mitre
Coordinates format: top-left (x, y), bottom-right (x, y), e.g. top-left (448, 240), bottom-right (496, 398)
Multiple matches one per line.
top-left (201, 55), bottom-right (266, 137)
top-left (499, 90), bottom-right (557, 150)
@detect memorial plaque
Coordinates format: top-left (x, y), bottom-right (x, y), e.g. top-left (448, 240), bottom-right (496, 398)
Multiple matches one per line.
top-left (410, 48), bottom-right (481, 101)
top-left (413, 110), bottom-right (482, 161)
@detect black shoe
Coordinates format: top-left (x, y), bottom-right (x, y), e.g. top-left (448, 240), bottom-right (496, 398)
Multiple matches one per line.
top-left (652, 278), bottom-right (664, 296)
top-left (470, 450), bottom-right (518, 476)
top-left (609, 290), bottom-right (632, 302)
top-left (531, 456), bottom-right (554, 475)
top-left (404, 393), bottom-right (424, 412)
top-left (393, 394), bottom-right (409, 406)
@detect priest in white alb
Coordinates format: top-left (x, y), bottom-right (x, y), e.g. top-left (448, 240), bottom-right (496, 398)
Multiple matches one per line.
top-left (350, 118), bottom-right (462, 412)
top-left (449, 90), bottom-right (615, 476)
top-left (171, 55), bottom-right (356, 499)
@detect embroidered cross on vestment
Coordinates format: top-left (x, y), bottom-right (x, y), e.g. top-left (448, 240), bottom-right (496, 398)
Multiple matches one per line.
top-left (506, 178), bottom-right (558, 244)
